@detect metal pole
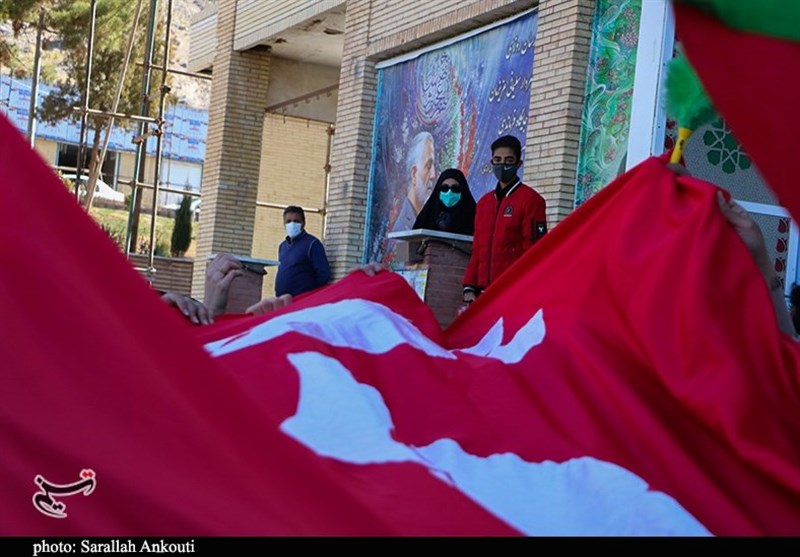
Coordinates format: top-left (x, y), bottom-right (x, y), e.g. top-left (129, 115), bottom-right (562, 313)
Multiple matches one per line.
top-left (146, 0), bottom-right (173, 270)
top-left (136, 62), bottom-right (212, 81)
top-left (26, 9), bottom-right (45, 149)
top-left (73, 106), bottom-right (158, 124)
top-left (75, 0), bottom-right (97, 201)
top-left (125, 0), bottom-right (159, 257)
top-left (86, 0), bottom-right (145, 211)
top-left (322, 124), bottom-right (334, 237)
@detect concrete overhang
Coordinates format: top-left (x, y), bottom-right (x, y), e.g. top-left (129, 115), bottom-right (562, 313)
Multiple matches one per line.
top-left (188, 0), bottom-right (345, 74)
top-left (187, 1), bottom-right (217, 74)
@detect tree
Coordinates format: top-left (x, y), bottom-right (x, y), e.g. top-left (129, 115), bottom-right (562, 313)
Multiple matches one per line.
top-left (170, 194), bottom-right (192, 257)
top-left (35, 0), bottom-right (167, 220)
top-left (3, 0), bottom-right (175, 255)
top-left (0, 0), bottom-right (41, 24)
top-left (0, 1), bottom-right (51, 74)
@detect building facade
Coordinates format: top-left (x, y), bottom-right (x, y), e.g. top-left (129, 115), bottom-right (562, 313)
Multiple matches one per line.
top-left (0, 73), bottom-right (207, 211)
top-left (189, 0), bottom-right (797, 301)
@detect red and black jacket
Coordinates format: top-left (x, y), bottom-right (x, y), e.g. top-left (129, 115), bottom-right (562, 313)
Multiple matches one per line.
top-left (463, 178), bottom-right (547, 294)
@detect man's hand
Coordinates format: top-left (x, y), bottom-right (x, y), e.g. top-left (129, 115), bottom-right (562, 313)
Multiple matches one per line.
top-left (718, 190), bottom-right (798, 338)
top-left (204, 253), bottom-right (244, 317)
top-left (246, 294), bottom-right (293, 315)
top-left (717, 191), bottom-right (772, 278)
top-left (348, 262), bottom-right (387, 277)
top-left (161, 292), bottom-right (214, 325)
top-left (666, 162), bottom-right (692, 177)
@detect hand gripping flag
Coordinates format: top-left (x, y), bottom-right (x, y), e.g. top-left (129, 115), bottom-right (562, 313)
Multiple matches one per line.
top-left (1, 109), bottom-right (799, 536)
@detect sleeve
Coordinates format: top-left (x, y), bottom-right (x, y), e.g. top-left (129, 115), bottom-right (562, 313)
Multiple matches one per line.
top-left (463, 253), bottom-right (479, 292)
top-left (522, 192), bottom-right (548, 251)
top-left (462, 207), bottom-right (480, 291)
top-left (309, 239), bottom-right (332, 288)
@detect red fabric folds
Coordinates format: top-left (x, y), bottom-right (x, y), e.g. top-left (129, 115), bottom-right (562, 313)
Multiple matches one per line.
top-left (1, 105), bottom-right (799, 536)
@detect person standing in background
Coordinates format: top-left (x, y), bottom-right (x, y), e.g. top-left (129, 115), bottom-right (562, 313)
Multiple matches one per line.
top-left (413, 168), bottom-right (477, 235)
top-left (462, 134), bottom-right (548, 306)
top-left (275, 205), bottom-right (332, 298)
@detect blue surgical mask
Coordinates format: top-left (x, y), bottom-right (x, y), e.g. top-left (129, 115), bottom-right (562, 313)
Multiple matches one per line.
top-left (439, 190), bottom-right (461, 208)
top-left (285, 222), bottom-right (302, 238)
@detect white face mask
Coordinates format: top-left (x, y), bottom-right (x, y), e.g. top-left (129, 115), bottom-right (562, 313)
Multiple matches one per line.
top-left (285, 222), bottom-right (303, 238)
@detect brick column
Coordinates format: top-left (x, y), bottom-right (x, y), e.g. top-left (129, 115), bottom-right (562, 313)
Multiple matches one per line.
top-left (324, 1), bottom-right (378, 279)
top-left (191, 0), bottom-right (271, 297)
top-left (526, 0), bottom-right (595, 227)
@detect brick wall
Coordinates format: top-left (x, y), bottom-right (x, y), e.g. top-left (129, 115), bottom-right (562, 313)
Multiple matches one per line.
top-left (253, 113), bottom-right (331, 297)
top-left (200, 0), bottom-right (595, 290)
top-left (366, 0), bottom-right (535, 58)
top-left (129, 254), bottom-right (194, 296)
top-left (326, 0), bottom-right (591, 279)
top-left (190, 0), bottom-right (272, 298)
top-left (420, 241), bottom-right (472, 328)
top-left (324, 0), bottom-right (377, 279)
top-left (526, 0), bottom-right (595, 226)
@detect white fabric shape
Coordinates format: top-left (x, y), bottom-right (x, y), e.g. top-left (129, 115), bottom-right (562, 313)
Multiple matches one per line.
top-left (454, 310), bottom-right (545, 364)
top-left (281, 351), bottom-right (711, 537)
top-left (205, 299), bottom-right (544, 364)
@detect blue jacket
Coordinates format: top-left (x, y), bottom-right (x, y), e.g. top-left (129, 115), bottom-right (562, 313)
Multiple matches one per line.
top-left (275, 230), bottom-right (332, 297)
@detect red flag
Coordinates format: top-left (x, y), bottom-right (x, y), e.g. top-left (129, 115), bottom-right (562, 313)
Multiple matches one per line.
top-left (1, 111), bottom-right (800, 536)
top-left (0, 116), bottom-right (514, 536)
top-left (672, 2), bottom-right (800, 223)
top-left (445, 154), bottom-right (800, 535)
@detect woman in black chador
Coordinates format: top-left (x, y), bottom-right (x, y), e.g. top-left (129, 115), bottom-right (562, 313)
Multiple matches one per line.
top-left (412, 168), bottom-right (477, 235)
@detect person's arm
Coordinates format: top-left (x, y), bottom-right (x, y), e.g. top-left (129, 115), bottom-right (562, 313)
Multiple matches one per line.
top-left (243, 262), bottom-right (386, 316)
top-left (204, 253), bottom-right (245, 318)
top-left (523, 194), bottom-right (548, 251)
top-left (717, 190), bottom-right (797, 339)
top-left (668, 162), bottom-right (795, 337)
top-left (462, 263), bottom-right (480, 303)
top-left (349, 262), bottom-right (387, 276)
top-left (517, 189), bottom-right (547, 254)
top-left (160, 292), bottom-right (214, 325)
top-left (310, 240), bottom-right (332, 288)
top-left (462, 207), bottom-right (481, 304)
top-left (246, 293), bottom-right (293, 316)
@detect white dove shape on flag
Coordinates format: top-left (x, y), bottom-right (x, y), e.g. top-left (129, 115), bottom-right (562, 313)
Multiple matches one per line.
top-left (204, 298), bottom-right (544, 363)
top-left (204, 297), bottom-right (710, 536)
top-left (281, 351), bottom-right (711, 536)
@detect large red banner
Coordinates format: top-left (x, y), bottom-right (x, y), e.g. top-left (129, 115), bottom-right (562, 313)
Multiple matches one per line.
top-left (2, 110), bottom-right (799, 535)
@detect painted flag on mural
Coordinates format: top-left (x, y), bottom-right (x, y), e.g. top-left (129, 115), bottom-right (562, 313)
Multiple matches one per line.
top-left (1, 109), bottom-right (799, 536)
top-left (672, 1), bottom-right (800, 224)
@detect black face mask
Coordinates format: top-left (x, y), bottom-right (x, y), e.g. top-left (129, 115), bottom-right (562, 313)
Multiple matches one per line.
top-left (493, 163), bottom-right (518, 183)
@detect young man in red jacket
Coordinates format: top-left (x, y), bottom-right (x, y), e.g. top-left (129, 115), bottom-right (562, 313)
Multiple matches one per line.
top-left (462, 135), bottom-right (548, 305)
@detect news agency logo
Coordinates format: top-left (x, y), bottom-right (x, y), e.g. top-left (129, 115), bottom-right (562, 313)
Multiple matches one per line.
top-left (32, 469), bottom-right (96, 518)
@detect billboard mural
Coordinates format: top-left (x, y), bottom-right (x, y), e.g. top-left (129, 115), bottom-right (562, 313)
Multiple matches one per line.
top-left (364, 9), bottom-right (539, 266)
top-left (574, 0), bottom-right (641, 208)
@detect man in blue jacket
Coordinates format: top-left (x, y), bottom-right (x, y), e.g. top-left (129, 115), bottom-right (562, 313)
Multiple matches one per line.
top-left (276, 205), bottom-right (332, 297)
